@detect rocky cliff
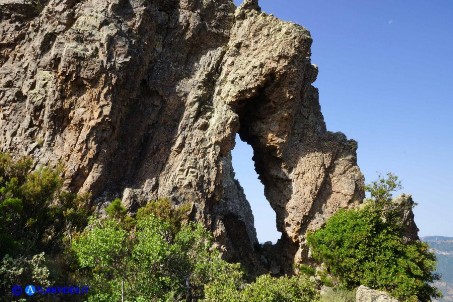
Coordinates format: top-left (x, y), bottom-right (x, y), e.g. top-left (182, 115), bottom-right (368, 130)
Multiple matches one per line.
top-left (0, 0), bottom-right (364, 274)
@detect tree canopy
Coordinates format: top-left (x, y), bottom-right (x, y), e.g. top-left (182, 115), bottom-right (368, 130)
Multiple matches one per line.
top-left (307, 173), bottom-right (441, 301)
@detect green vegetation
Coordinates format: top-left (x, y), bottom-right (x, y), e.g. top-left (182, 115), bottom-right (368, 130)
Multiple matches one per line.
top-left (320, 288), bottom-right (356, 302)
top-left (0, 152), bottom-right (320, 301)
top-left (0, 253), bottom-right (51, 297)
top-left (73, 198), bottom-right (319, 301)
top-left (73, 199), bottom-right (211, 301)
top-left (0, 153), bottom-right (91, 300)
top-left (0, 153), bottom-right (91, 257)
top-left (204, 273), bottom-right (319, 302)
top-left (307, 173), bottom-right (441, 302)
top-left (239, 274), bottom-right (318, 302)
top-left (1, 153), bottom-right (442, 301)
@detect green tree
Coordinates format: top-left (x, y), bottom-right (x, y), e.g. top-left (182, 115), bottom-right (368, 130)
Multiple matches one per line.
top-left (241, 274), bottom-right (319, 302)
top-left (0, 253), bottom-right (51, 292)
top-left (73, 199), bottom-right (320, 302)
top-left (203, 273), bottom-right (319, 302)
top-left (72, 199), bottom-right (235, 301)
top-left (365, 172), bottom-right (402, 203)
top-left (0, 152), bottom-right (91, 300)
top-left (307, 173), bottom-right (441, 301)
top-left (0, 153), bottom-right (91, 257)
top-left (105, 198), bottom-right (127, 219)
top-left (136, 197), bottom-right (191, 234)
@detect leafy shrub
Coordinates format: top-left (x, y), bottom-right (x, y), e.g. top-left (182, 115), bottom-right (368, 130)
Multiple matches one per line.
top-left (136, 197), bottom-right (191, 234)
top-left (0, 153), bottom-right (91, 257)
top-left (0, 253), bottom-right (51, 299)
top-left (204, 273), bottom-right (319, 302)
top-left (0, 152), bottom-right (91, 300)
top-left (74, 199), bottom-right (321, 302)
top-left (307, 173), bottom-right (441, 301)
top-left (240, 274), bottom-right (319, 302)
top-left (72, 199), bottom-right (242, 301)
top-left (298, 264), bottom-right (316, 277)
top-left (320, 287), bottom-right (356, 302)
top-left (105, 198), bottom-right (127, 219)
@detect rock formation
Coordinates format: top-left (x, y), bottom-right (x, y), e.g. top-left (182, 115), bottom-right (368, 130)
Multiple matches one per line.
top-left (0, 0), bottom-right (364, 274)
top-left (392, 194), bottom-right (419, 242)
top-left (356, 286), bottom-right (399, 302)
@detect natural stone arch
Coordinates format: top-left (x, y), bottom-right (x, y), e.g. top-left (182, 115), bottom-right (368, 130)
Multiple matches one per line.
top-left (0, 0), bottom-right (364, 275)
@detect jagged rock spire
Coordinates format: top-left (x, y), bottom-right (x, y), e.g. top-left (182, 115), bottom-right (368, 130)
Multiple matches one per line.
top-left (239, 0), bottom-right (261, 11)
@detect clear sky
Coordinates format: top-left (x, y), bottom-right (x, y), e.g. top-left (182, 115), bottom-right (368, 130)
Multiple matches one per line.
top-left (231, 0), bottom-right (453, 242)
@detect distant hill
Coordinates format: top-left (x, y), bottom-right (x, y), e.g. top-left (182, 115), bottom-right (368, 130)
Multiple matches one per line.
top-left (423, 236), bottom-right (453, 302)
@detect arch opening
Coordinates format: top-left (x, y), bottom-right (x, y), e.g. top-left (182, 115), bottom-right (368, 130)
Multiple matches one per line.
top-left (231, 134), bottom-right (281, 243)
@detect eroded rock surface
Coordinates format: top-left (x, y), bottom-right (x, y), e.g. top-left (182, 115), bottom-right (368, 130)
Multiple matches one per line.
top-left (392, 194), bottom-right (419, 242)
top-left (0, 0), bottom-right (364, 273)
top-left (356, 286), bottom-right (399, 302)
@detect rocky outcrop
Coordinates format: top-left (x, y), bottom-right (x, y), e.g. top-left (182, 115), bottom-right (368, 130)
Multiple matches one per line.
top-left (392, 194), bottom-right (419, 242)
top-left (0, 0), bottom-right (364, 273)
top-left (356, 286), bottom-right (399, 302)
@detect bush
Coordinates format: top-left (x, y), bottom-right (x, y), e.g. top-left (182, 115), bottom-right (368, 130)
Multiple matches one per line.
top-left (0, 253), bottom-right (51, 299)
top-left (204, 273), bottom-right (319, 302)
top-left (320, 288), bottom-right (355, 302)
top-left (241, 274), bottom-right (319, 302)
top-left (72, 199), bottom-right (244, 301)
top-left (136, 197), bottom-right (191, 234)
top-left (0, 153), bottom-right (91, 257)
top-left (307, 173), bottom-right (441, 301)
top-left (0, 152), bottom-right (92, 300)
top-left (105, 198), bottom-right (127, 219)
top-left (74, 199), bottom-right (321, 302)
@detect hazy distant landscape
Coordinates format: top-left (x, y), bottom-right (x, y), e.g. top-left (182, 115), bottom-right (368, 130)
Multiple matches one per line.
top-left (424, 237), bottom-right (453, 302)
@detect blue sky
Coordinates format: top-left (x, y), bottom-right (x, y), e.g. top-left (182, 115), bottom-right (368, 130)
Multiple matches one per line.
top-left (231, 0), bottom-right (453, 242)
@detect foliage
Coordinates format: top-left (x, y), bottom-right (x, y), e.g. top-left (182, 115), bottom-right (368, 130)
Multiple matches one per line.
top-left (204, 274), bottom-right (319, 302)
top-left (0, 153), bottom-right (91, 257)
top-left (322, 288), bottom-right (355, 302)
top-left (365, 172), bottom-right (402, 203)
top-left (136, 197), bottom-right (191, 234)
top-left (320, 288), bottom-right (356, 302)
top-left (240, 274), bottom-right (319, 302)
top-left (74, 199), bottom-right (321, 302)
top-left (201, 262), bottom-right (244, 302)
top-left (298, 264), bottom-right (316, 277)
top-left (317, 268), bottom-right (335, 288)
top-left (105, 198), bottom-right (127, 219)
top-left (0, 152), bottom-right (91, 300)
top-left (0, 253), bottom-right (51, 301)
top-left (73, 199), bottom-right (237, 301)
top-left (307, 173), bottom-right (442, 301)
